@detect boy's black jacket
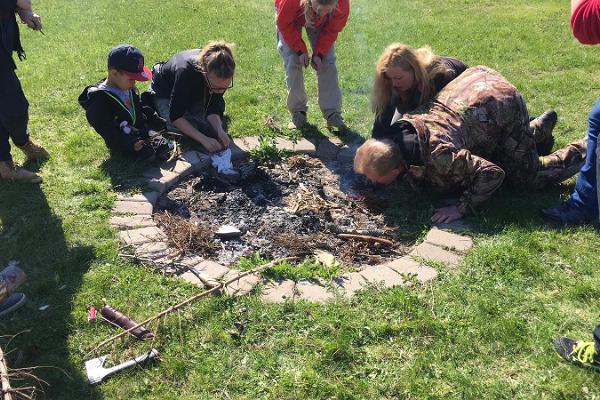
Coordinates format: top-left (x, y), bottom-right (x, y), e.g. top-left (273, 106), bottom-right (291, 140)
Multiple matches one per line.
top-left (78, 80), bottom-right (165, 154)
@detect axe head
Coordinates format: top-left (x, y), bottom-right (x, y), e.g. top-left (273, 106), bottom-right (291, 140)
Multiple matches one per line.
top-left (85, 355), bottom-right (108, 385)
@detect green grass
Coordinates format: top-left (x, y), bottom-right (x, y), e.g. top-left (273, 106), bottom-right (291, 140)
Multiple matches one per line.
top-left (1, 0), bottom-right (600, 398)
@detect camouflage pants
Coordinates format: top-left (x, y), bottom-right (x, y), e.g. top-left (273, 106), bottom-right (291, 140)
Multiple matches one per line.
top-left (406, 66), bottom-right (586, 189)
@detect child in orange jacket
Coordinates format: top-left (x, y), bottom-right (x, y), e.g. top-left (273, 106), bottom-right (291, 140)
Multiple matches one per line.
top-left (275, 0), bottom-right (349, 132)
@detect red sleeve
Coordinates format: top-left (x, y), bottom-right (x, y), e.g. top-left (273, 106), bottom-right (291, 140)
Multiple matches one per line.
top-left (275, 0), bottom-right (308, 55)
top-left (313, 0), bottom-right (350, 57)
top-left (571, 0), bottom-right (600, 45)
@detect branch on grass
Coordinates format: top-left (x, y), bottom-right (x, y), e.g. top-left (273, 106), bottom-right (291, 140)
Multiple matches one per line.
top-left (89, 257), bottom-right (297, 355)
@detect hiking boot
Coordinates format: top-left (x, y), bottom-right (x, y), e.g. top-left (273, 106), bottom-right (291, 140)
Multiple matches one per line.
top-left (541, 202), bottom-right (595, 226)
top-left (326, 112), bottom-right (348, 133)
top-left (17, 139), bottom-right (49, 162)
top-left (288, 111), bottom-right (307, 130)
top-left (553, 336), bottom-right (600, 370)
top-left (530, 110), bottom-right (557, 156)
top-left (0, 160), bottom-right (41, 183)
top-left (0, 293), bottom-right (27, 318)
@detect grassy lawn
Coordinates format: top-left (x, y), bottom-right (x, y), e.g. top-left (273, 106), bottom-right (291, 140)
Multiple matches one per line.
top-left (1, 0), bottom-right (600, 398)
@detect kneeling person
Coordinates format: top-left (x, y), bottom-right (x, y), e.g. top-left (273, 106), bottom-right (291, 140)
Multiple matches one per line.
top-left (79, 45), bottom-right (172, 162)
top-left (148, 41), bottom-right (235, 153)
top-left (355, 66), bottom-right (587, 223)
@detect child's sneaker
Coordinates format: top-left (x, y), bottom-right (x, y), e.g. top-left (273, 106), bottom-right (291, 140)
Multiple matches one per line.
top-left (150, 134), bottom-right (174, 161)
top-left (553, 336), bottom-right (600, 370)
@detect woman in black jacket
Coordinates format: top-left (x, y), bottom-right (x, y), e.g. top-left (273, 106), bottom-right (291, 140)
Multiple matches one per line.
top-left (150, 41), bottom-right (235, 153)
top-left (371, 43), bottom-right (468, 138)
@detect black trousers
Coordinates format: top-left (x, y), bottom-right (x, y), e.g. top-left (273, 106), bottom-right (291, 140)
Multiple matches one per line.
top-left (0, 67), bottom-right (29, 161)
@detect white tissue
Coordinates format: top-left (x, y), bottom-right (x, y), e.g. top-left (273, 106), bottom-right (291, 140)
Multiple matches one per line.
top-left (211, 148), bottom-right (237, 175)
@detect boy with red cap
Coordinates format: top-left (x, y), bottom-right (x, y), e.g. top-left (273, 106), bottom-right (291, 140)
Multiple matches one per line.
top-left (79, 44), bottom-right (172, 162)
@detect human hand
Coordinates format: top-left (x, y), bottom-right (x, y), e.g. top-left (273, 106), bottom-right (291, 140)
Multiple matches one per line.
top-left (217, 130), bottom-right (231, 148)
top-left (133, 140), bottom-right (145, 152)
top-left (431, 205), bottom-right (463, 224)
top-left (298, 53), bottom-right (309, 68)
top-left (17, 9), bottom-right (42, 31)
top-left (199, 136), bottom-right (223, 153)
top-left (311, 55), bottom-right (322, 71)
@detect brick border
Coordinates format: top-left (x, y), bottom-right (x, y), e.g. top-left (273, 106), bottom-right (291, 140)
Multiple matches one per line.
top-left (110, 136), bottom-right (474, 303)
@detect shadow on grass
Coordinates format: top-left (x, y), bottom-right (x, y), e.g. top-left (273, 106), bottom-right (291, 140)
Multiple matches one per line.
top-left (0, 182), bottom-right (101, 399)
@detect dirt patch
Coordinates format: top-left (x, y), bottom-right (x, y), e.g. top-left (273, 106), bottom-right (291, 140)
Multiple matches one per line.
top-left (156, 155), bottom-right (411, 269)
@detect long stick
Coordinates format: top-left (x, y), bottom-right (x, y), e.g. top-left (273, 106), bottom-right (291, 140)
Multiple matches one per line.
top-left (0, 345), bottom-right (13, 400)
top-left (89, 257), bottom-right (296, 354)
top-left (337, 233), bottom-right (395, 247)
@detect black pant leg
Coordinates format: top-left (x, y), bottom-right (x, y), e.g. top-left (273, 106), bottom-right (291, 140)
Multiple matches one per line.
top-left (0, 68), bottom-right (29, 148)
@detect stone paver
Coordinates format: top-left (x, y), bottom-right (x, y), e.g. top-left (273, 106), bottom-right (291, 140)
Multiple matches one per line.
top-left (315, 138), bottom-right (341, 160)
top-left (134, 242), bottom-right (171, 259)
top-left (116, 191), bottom-right (161, 205)
top-left (112, 200), bottom-right (153, 215)
top-left (233, 136), bottom-right (261, 152)
top-left (178, 255), bottom-right (204, 269)
top-left (261, 280), bottom-right (296, 303)
top-left (170, 160), bottom-right (193, 176)
top-left (143, 167), bottom-right (180, 193)
top-left (295, 280), bottom-right (333, 303)
top-left (180, 271), bottom-right (205, 287)
top-left (275, 138), bottom-right (316, 154)
top-left (425, 227), bottom-right (473, 252)
top-left (196, 260), bottom-right (230, 279)
top-left (119, 226), bottom-right (166, 246)
top-left (359, 264), bottom-right (406, 288)
top-left (223, 271), bottom-right (261, 296)
top-left (331, 272), bottom-right (367, 297)
top-left (110, 215), bottom-right (155, 230)
top-left (433, 220), bottom-right (471, 233)
top-left (410, 242), bottom-right (463, 267)
top-left (383, 256), bottom-right (438, 283)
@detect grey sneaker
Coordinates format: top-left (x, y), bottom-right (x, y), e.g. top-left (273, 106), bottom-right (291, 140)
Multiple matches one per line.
top-left (288, 111), bottom-right (307, 130)
top-left (326, 112), bottom-right (348, 133)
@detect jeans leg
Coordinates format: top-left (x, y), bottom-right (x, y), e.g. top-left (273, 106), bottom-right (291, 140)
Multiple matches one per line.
top-left (569, 97), bottom-right (600, 219)
top-left (0, 68), bottom-right (29, 150)
top-left (277, 30), bottom-right (308, 114)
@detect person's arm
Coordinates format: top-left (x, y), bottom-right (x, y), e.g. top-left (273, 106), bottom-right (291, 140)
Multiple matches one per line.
top-left (570, 0), bottom-right (600, 44)
top-left (312, 0), bottom-right (349, 59)
top-left (430, 145), bottom-right (506, 222)
top-left (207, 114), bottom-right (230, 148)
top-left (169, 69), bottom-right (223, 152)
top-left (276, 0), bottom-right (308, 55)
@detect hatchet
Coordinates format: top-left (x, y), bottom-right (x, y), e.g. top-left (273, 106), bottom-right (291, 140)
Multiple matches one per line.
top-left (85, 348), bottom-right (159, 385)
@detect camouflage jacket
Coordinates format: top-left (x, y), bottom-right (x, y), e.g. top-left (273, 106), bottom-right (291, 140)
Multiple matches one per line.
top-left (399, 66), bottom-right (537, 215)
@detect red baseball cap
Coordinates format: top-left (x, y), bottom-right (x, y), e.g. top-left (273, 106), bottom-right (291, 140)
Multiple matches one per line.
top-left (107, 44), bottom-right (153, 82)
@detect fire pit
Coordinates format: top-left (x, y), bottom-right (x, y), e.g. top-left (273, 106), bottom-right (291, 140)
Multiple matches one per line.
top-left (154, 155), bottom-right (411, 271)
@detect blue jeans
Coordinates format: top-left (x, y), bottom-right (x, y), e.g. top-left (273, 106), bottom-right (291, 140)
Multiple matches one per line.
top-left (568, 97), bottom-right (600, 219)
top-left (0, 68), bottom-right (29, 161)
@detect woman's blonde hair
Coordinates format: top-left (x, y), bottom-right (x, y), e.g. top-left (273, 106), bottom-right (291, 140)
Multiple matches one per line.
top-left (300, 0), bottom-right (339, 28)
top-left (196, 40), bottom-right (236, 79)
top-left (354, 138), bottom-right (405, 177)
top-left (372, 43), bottom-right (451, 118)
